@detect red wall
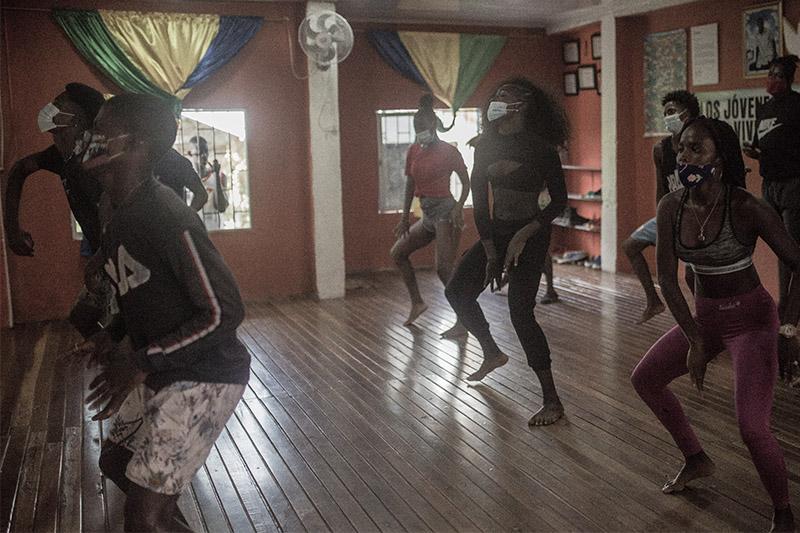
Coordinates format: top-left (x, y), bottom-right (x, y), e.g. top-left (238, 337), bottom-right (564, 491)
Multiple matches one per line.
top-left (339, 25), bottom-right (562, 273)
top-left (1, 0), bottom-right (314, 323)
top-left (554, 23), bottom-right (602, 258)
top-left (615, 0), bottom-right (800, 297)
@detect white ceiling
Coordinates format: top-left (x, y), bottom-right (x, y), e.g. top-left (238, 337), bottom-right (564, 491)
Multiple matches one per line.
top-left (330, 0), bottom-right (698, 33)
top-left (335, 0), bottom-right (602, 30)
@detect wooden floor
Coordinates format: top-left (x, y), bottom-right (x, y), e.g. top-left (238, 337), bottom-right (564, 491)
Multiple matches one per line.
top-left (4, 266), bottom-right (800, 532)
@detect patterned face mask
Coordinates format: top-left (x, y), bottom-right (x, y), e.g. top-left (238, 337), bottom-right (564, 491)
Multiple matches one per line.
top-left (38, 102), bottom-right (74, 133)
top-left (677, 163), bottom-right (716, 188)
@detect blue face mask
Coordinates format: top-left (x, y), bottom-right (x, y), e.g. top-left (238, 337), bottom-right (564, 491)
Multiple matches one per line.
top-left (677, 163), bottom-right (716, 188)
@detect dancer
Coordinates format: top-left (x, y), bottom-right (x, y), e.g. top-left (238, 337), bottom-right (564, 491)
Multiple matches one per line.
top-left (390, 94), bottom-right (470, 336)
top-left (623, 91), bottom-right (699, 323)
top-left (72, 93), bottom-right (250, 531)
top-left (744, 55), bottom-right (800, 316)
top-left (445, 78), bottom-right (568, 426)
top-left (631, 116), bottom-right (797, 532)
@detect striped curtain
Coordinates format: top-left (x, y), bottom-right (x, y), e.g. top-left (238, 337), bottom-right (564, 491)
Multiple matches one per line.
top-left (368, 30), bottom-right (506, 128)
top-left (53, 9), bottom-right (263, 109)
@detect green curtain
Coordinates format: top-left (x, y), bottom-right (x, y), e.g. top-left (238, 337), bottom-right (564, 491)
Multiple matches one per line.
top-left (52, 10), bottom-right (178, 107)
top-left (452, 35), bottom-right (507, 112)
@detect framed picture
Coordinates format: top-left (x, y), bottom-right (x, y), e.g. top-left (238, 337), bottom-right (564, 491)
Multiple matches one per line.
top-left (743, 2), bottom-right (783, 78)
top-left (563, 72), bottom-right (578, 96)
top-left (562, 40), bottom-right (580, 64)
top-left (596, 69), bottom-right (602, 95)
top-left (577, 64), bottom-right (597, 90)
top-left (591, 33), bottom-right (602, 60)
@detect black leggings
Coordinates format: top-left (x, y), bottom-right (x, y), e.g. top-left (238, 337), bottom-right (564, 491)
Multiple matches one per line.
top-left (445, 228), bottom-right (552, 370)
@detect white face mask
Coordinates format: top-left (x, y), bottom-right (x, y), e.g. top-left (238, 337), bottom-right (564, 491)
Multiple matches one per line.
top-left (487, 100), bottom-right (522, 122)
top-left (664, 111), bottom-right (685, 134)
top-left (38, 102), bottom-right (74, 133)
top-left (415, 130), bottom-right (434, 145)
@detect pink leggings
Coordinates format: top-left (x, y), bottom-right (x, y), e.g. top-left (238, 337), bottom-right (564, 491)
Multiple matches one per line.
top-left (631, 285), bottom-right (788, 508)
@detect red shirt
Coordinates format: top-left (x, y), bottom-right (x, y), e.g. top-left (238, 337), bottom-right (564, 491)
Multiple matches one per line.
top-left (405, 140), bottom-right (467, 198)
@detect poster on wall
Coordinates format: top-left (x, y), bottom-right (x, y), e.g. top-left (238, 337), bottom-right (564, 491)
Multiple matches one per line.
top-left (696, 85), bottom-right (799, 145)
top-left (743, 2), bottom-right (783, 78)
top-left (644, 29), bottom-right (687, 136)
top-left (691, 23), bottom-right (719, 86)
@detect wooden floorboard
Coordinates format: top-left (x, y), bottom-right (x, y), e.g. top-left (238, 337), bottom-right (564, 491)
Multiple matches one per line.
top-left (2, 266), bottom-right (800, 531)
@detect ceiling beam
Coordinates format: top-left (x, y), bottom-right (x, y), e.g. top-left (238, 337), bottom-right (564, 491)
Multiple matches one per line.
top-left (545, 0), bottom-right (697, 34)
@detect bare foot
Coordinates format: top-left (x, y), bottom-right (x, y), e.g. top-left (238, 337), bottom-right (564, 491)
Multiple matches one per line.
top-left (539, 292), bottom-right (559, 305)
top-left (466, 353), bottom-right (508, 381)
top-left (662, 452), bottom-right (715, 493)
top-left (403, 302), bottom-right (428, 326)
top-left (772, 506), bottom-right (795, 532)
top-left (527, 402), bottom-right (564, 426)
top-left (636, 302), bottom-right (666, 324)
top-left (440, 322), bottom-right (468, 339)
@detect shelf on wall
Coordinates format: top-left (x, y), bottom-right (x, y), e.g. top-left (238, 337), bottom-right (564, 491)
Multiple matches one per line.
top-left (562, 165), bottom-right (601, 172)
top-left (567, 193), bottom-right (602, 202)
top-left (552, 220), bottom-right (601, 233)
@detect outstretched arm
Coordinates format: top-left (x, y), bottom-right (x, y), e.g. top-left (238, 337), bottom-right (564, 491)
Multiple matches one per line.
top-left (4, 153), bottom-right (45, 256)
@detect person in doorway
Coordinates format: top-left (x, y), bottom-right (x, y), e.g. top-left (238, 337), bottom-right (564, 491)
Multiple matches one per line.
top-left (631, 116), bottom-right (796, 532)
top-left (70, 93), bottom-right (250, 531)
top-left (187, 136), bottom-right (229, 230)
top-left (743, 55), bottom-right (800, 317)
top-left (623, 90), bottom-right (699, 324)
top-left (445, 78), bottom-right (568, 426)
top-left (390, 94), bottom-right (470, 337)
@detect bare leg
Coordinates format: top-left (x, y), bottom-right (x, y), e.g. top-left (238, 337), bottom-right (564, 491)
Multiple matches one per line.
top-left (539, 253), bottom-right (559, 304)
top-left (390, 220), bottom-right (435, 326)
top-left (623, 237), bottom-right (665, 323)
top-left (125, 482), bottom-right (192, 532)
top-left (100, 442), bottom-right (192, 531)
top-left (434, 220), bottom-right (468, 339)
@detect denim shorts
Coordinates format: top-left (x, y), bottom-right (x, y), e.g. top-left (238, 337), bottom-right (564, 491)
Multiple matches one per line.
top-left (630, 217), bottom-right (657, 245)
top-left (420, 196), bottom-right (456, 233)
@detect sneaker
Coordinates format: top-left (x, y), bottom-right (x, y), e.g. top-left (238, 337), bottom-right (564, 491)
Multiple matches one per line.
top-left (590, 256), bottom-right (602, 269)
top-left (568, 207), bottom-right (591, 226)
top-left (586, 188), bottom-right (602, 197)
top-left (554, 250), bottom-right (588, 264)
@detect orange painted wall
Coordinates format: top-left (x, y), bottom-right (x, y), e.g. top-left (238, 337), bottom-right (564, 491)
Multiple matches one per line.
top-left (339, 25), bottom-right (562, 273)
top-left (1, 0), bottom-right (314, 323)
top-left (615, 0), bottom-right (800, 298)
top-left (554, 23), bottom-right (602, 258)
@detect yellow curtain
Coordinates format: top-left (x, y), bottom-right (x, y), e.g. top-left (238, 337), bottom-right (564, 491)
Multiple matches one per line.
top-left (398, 32), bottom-right (460, 107)
top-left (100, 10), bottom-right (219, 99)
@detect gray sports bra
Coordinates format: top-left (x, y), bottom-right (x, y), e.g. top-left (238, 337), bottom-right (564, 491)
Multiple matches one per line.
top-left (674, 185), bottom-right (755, 275)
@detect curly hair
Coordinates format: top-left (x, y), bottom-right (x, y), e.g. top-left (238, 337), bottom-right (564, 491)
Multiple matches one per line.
top-left (679, 116), bottom-right (746, 188)
top-left (661, 90), bottom-right (700, 118)
top-left (485, 77), bottom-right (570, 147)
top-left (769, 54), bottom-right (799, 84)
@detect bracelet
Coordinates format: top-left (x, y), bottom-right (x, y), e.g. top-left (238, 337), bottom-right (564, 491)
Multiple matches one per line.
top-left (779, 324), bottom-right (797, 338)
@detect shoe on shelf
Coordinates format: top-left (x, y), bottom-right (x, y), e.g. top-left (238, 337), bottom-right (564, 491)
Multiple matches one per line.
top-left (586, 188), bottom-right (602, 197)
top-left (567, 207), bottom-right (591, 226)
top-left (554, 250), bottom-right (588, 264)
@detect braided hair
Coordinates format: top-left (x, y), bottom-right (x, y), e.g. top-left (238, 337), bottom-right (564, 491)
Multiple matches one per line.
top-left (679, 116), bottom-right (746, 188)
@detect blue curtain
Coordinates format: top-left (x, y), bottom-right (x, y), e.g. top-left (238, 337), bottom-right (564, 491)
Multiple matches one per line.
top-left (182, 16), bottom-right (263, 89)
top-left (367, 31), bottom-right (429, 89)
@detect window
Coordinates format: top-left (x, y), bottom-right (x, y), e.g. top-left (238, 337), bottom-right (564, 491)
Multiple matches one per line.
top-left (377, 108), bottom-right (481, 213)
top-left (71, 109), bottom-right (252, 241)
top-left (174, 109), bottom-right (251, 231)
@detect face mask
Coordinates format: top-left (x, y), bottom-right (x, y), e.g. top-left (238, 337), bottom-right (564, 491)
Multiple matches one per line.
top-left (415, 130), bottom-right (434, 144)
top-left (81, 132), bottom-right (130, 165)
top-left (767, 78), bottom-right (788, 96)
top-left (664, 112), bottom-right (684, 134)
top-left (487, 100), bottom-right (521, 122)
top-left (677, 163), bottom-right (715, 188)
top-left (38, 102), bottom-right (74, 133)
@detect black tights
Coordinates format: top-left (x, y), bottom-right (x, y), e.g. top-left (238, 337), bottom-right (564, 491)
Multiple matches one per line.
top-left (445, 229), bottom-right (552, 370)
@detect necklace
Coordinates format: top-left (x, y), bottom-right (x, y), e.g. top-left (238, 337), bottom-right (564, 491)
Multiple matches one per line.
top-left (689, 185), bottom-right (723, 242)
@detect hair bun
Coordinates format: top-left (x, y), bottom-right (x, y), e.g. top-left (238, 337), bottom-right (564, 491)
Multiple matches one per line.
top-left (418, 93), bottom-right (434, 111)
